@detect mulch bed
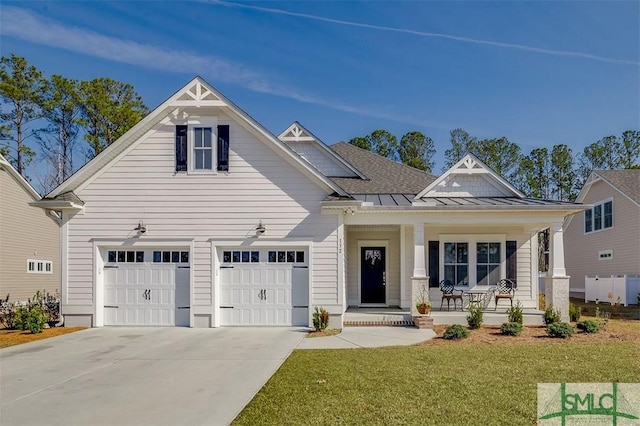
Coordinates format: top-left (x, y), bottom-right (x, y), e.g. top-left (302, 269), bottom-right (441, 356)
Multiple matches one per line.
top-left (0, 327), bottom-right (86, 349)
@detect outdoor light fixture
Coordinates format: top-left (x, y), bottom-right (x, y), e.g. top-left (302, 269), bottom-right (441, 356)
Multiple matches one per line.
top-left (134, 220), bottom-right (147, 234)
top-left (256, 221), bottom-right (266, 235)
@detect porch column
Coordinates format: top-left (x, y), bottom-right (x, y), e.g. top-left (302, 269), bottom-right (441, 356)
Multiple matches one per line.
top-left (411, 222), bottom-right (428, 315)
top-left (545, 221), bottom-right (570, 321)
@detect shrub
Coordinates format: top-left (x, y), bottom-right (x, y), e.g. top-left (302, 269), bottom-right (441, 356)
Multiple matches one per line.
top-left (26, 305), bottom-right (46, 334)
top-left (466, 304), bottom-right (483, 329)
top-left (507, 302), bottom-right (524, 325)
top-left (569, 303), bottom-right (581, 322)
top-left (43, 290), bottom-right (60, 325)
top-left (500, 321), bottom-right (523, 336)
top-left (543, 306), bottom-right (561, 325)
top-left (312, 307), bottom-right (329, 331)
top-left (595, 307), bottom-right (610, 331)
top-left (577, 319), bottom-right (600, 334)
top-left (0, 295), bottom-right (19, 329)
top-left (546, 322), bottom-right (575, 338)
top-left (443, 324), bottom-right (469, 340)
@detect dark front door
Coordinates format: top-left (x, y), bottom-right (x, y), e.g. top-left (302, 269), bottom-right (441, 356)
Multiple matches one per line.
top-left (360, 247), bottom-right (386, 304)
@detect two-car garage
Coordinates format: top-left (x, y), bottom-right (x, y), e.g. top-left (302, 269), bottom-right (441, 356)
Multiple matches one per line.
top-left (101, 246), bottom-right (309, 327)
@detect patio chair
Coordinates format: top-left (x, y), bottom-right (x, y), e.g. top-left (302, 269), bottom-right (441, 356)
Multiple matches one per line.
top-left (494, 278), bottom-right (516, 310)
top-left (439, 280), bottom-right (464, 311)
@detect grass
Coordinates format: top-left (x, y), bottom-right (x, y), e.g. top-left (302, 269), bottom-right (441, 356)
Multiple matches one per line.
top-left (233, 318), bottom-right (640, 425)
top-left (0, 327), bottom-right (85, 349)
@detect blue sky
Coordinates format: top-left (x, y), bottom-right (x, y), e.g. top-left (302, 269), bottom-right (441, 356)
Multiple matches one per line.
top-left (1, 0), bottom-right (639, 180)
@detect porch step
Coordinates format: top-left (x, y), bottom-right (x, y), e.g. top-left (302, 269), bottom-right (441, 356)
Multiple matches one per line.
top-left (343, 319), bottom-right (416, 327)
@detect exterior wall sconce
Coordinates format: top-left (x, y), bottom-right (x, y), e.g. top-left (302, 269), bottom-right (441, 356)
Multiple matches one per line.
top-left (134, 220), bottom-right (147, 234)
top-left (256, 221), bottom-right (266, 235)
top-left (343, 207), bottom-right (355, 216)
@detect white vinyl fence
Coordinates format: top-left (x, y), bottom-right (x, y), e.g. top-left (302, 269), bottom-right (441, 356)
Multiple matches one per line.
top-left (584, 275), bottom-right (640, 306)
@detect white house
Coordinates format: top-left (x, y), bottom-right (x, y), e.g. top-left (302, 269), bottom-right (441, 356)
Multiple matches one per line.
top-left (35, 77), bottom-right (586, 327)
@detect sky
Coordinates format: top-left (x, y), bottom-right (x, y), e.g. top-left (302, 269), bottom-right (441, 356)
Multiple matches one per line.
top-left (1, 0), bottom-right (639, 185)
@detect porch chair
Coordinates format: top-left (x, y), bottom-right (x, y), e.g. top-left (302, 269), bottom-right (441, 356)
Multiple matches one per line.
top-left (494, 278), bottom-right (516, 310)
top-left (439, 280), bottom-right (464, 311)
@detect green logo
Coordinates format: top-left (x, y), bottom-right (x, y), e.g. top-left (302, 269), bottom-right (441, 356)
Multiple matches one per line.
top-left (538, 383), bottom-right (639, 425)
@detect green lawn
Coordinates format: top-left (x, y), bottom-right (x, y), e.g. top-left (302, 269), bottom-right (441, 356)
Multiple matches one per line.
top-left (233, 324), bottom-right (640, 425)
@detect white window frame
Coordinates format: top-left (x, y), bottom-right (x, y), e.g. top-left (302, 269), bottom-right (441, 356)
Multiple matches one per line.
top-left (440, 235), bottom-right (506, 287)
top-left (187, 117), bottom-right (218, 174)
top-left (27, 259), bottom-right (53, 274)
top-left (584, 198), bottom-right (613, 234)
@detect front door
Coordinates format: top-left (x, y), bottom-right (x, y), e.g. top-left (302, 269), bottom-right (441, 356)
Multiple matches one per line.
top-left (360, 247), bottom-right (386, 304)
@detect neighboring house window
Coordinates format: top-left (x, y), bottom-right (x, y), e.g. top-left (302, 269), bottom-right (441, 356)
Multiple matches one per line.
top-left (598, 250), bottom-right (613, 260)
top-left (444, 242), bottom-right (469, 286)
top-left (585, 200), bottom-right (613, 233)
top-left (27, 259), bottom-right (53, 274)
top-left (476, 242), bottom-right (500, 286)
top-left (175, 120), bottom-right (229, 173)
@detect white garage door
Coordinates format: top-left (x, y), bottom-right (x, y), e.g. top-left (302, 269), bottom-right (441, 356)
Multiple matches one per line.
top-left (219, 248), bottom-right (309, 326)
top-left (104, 249), bottom-right (190, 326)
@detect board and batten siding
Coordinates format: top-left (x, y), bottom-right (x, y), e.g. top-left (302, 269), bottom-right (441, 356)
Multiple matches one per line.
top-left (346, 226), bottom-right (401, 306)
top-left (0, 167), bottom-right (60, 302)
top-left (67, 111), bottom-right (339, 325)
top-left (564, 179), bottom-right (640, 291)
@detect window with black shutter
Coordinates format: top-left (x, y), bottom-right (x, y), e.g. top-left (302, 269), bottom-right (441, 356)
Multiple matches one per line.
top-left (428, 241), bottom-right (439, 287)
top-left (217, 124), bottom-right (229, 172)
top-left (506, 240), bottom-right (517, 286)
top-left (175, 125), bottom-right (188, 172)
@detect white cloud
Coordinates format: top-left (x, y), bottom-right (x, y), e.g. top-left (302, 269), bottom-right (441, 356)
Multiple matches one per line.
top-left (211, 0), bottom-right (640, 67)
top-left (0, 6), bottom-right (449, 129)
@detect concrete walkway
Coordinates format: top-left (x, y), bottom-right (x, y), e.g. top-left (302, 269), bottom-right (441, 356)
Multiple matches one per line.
top-left (296, 326), bottom-right (436, 349)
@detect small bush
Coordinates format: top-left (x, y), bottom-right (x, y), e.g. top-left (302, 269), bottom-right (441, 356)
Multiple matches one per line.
top-left (595, 307), bottom-right (610, 331)
top-left (443, 324), bottom-right (469, 340)
top-left (546, 322), bottom-right (575, 338)
top-left (569, 303), bottom-right (581, 322)
top-left (312, 306), bottom-right (329, 331)
top-left (466, 304), bottom-right (483, 329)
top-left (507, 302), bottom-right (524, 325)
top-left (543, 306), bottom-right (561, 325)
top-left (577, 319), bottom-right (600, 334)
top-left (26, 306), bottom-right (46, 334)
top-left (500, 321), bottom-right (523, 336)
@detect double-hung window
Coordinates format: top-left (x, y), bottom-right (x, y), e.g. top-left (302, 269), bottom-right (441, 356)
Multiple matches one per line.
top-left (444, 242), bottom-right (469, 286)
top-left (174, 119), bottom-right (230, 173)
top-left (476, 242), bottom-right (501, 286)
top-left (585, 200), bottom-right (613, 233)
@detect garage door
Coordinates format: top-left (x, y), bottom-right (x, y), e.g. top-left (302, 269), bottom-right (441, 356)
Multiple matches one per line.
top-left (104, 249), bottom-right (190, 326)
top-left (219, 248), bottom-right (309, 326)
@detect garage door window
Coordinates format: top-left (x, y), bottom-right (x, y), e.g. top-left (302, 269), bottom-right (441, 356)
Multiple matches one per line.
top-left (268, 251), bottom-right (305, 263)
top-left (108, 251), bottom-right (145, 263)
top-left (153, 251), bottom-right (189, 263)
top-left (222, 251), bottom-right (259, 263)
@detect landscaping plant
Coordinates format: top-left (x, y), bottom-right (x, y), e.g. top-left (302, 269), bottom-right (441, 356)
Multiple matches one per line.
top-left (546, 322), bottom-right (575, 338)
top-left (443, 324), bottom-right (469, 340)
top-left (507, 302), bottom-right (524, 324)
top-left (569, 303), bottom-right (581, 322)
top-left (466, 304), bottom-right (483, 329)
top-left (577, 319), bottom-right (600, 334)
top-left (594, 307), bottom-right (611, 330)
top-left (500, 321), bottom-right (523, 336)
top-left (26, 305), bottom-right (46, 334)
top-left (543, 306), bottom-right (561, 325)
top-left (312, 307), bottom-right (329, 332)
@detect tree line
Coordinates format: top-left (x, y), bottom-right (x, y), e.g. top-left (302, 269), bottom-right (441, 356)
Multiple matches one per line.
top-left (0, 54), bottom-right (148, 193)
top-left (348, 127), bottom-right (639, 201)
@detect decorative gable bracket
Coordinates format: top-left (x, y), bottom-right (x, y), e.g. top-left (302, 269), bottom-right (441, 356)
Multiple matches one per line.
top-left (173, 80), bottom-right (226, 107)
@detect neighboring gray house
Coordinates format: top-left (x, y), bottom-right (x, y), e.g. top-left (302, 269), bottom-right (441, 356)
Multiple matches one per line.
top-left (0, 154), bottom-right (60, 302)
top-left (564, 170), bottom-right (640, 298)
top-left (35, 77), bottom-right (585, 328)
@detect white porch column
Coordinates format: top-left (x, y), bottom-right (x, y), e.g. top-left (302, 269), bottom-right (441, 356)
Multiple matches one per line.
top-left (545, 221), bottom-right (570, 321)
top-left (411, 222), bottom-right (428, 315)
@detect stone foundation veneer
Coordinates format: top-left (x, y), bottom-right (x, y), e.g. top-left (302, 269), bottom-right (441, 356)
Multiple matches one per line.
top-left (545, 276), bottom-right (570, 322)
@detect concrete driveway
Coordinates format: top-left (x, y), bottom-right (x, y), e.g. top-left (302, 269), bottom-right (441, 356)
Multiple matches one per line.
top-left (0, 327), bottom-right (306, 426)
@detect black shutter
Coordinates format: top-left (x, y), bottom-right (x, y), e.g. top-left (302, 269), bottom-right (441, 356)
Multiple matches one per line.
top-left (217, 125), bottom-right (229, 172)
top-left (506, 240), bottom-right (517, 287)
top-left (428, 241), bottom-right (439, 287)
top-left (175, 125), bottom-right (187, 172)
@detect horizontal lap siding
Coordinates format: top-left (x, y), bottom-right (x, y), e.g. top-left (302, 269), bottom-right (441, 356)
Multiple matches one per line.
top-left (565, 181), bottom-right (640, 290)
top-left (70, 113), bottom-right (338, 308)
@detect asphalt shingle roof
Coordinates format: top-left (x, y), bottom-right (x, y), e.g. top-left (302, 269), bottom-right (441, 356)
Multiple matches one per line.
top-left (595, 169), bottom-right (640, 205)
top-left (329, 142), bottom-right (437, 195)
